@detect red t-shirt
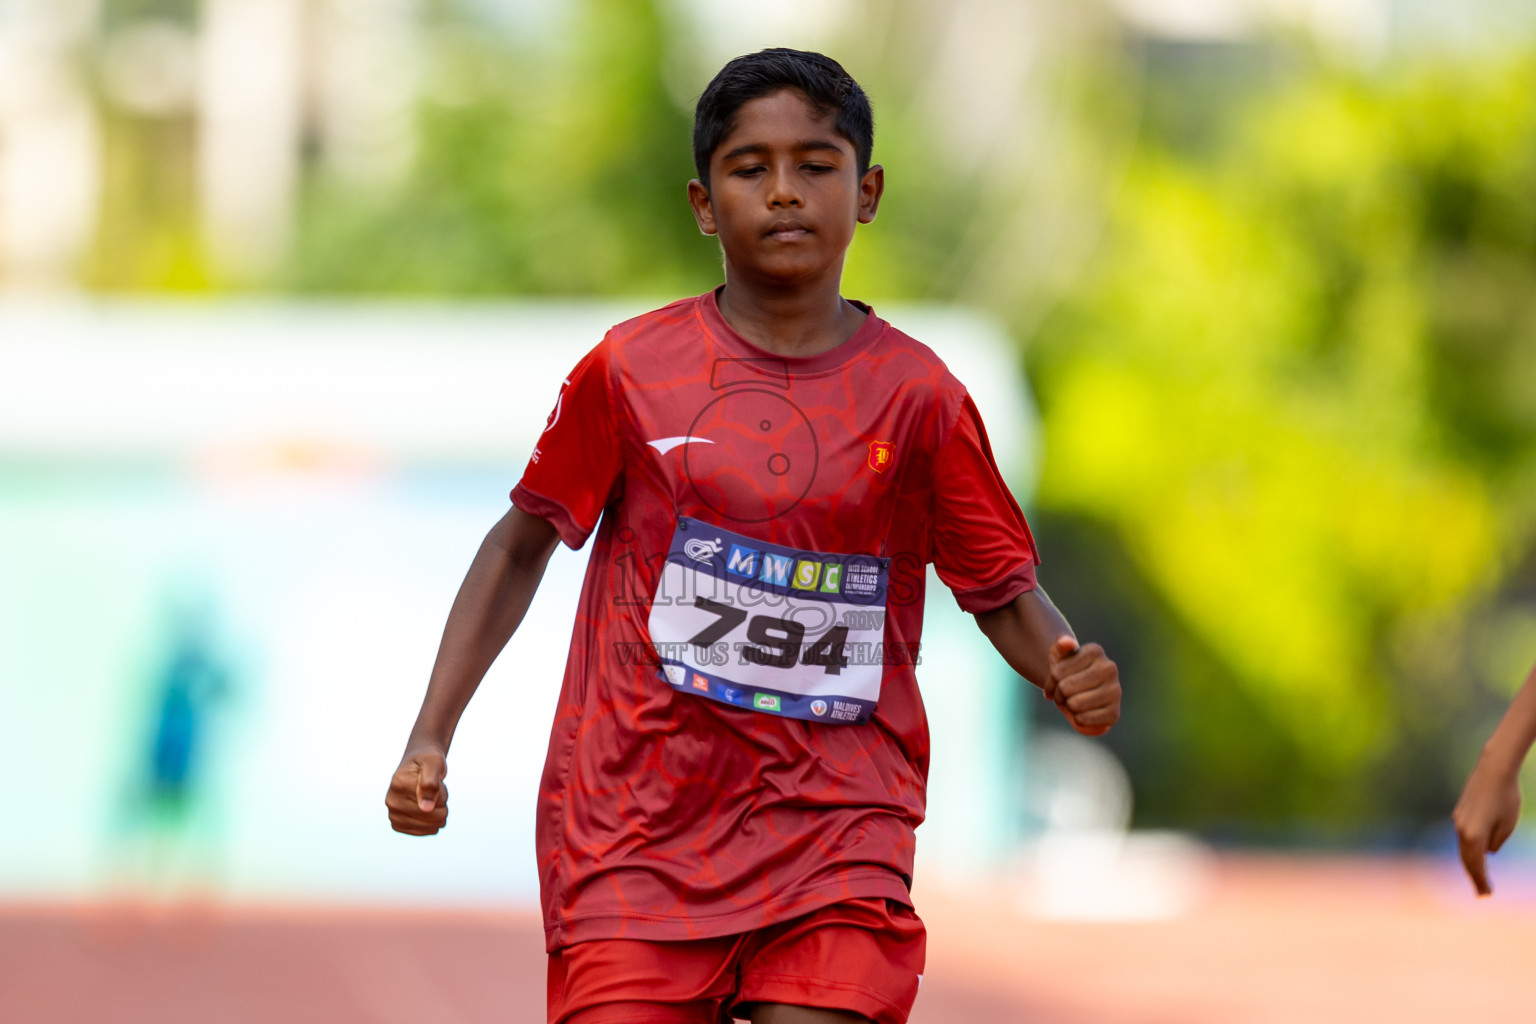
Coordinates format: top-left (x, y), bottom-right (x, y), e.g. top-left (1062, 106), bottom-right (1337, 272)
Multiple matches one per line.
top-left (512, 290), bottom-right (1039, 950)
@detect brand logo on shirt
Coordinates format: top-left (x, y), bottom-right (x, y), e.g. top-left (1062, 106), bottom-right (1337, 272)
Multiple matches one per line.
top-left (726, 544), bottom-right (760, 577)
top-left (753, 693), bottom-right (781, 712)
top-left (647, 436), bottom-right (716, 454)
top-left (758, 552), bottom-right (794, 587)
top-left (684, 537), bottom-right (724, 563)
top-left (868, 440), bottom-right (894, 473)
top-left (692, 673), bottom-right (710, 691)
top-left (542, 378), bottom-right (571, 434)
top-left (810, 699), bottom-right (829, 717)
top-left (792, 559), bottom-right (822, 590)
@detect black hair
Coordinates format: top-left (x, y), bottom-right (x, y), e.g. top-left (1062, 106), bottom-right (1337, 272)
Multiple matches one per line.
top-left (692, 48), bottom-right (873, 187)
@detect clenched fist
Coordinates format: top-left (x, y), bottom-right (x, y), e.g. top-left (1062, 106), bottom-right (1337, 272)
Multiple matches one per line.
top-left (386, 747), bottom-right (449, 836)
top-left (1046, 635), bottom-right (1121, 737)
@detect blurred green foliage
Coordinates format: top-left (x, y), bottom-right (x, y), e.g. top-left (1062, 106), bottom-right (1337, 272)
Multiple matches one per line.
top-left (84, 0), bottom-right (205, 291)
top-left (1028, 48), bottom-right (1536, 831)
top-left (286, 0), bottom-right (717, 296)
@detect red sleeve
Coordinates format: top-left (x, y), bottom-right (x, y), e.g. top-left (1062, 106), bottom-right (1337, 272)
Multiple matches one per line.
top-left (510, 338), bottom-right (624, 549)
top-left (930, 394), bottom-right (1040, 613)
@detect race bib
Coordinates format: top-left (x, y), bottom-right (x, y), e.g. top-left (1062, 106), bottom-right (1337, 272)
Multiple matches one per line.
top-left (647, 516), bottom-right (890, 724)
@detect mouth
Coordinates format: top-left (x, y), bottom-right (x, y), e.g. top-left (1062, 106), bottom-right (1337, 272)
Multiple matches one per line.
top-left (765, 220), bottom-right (811, 243)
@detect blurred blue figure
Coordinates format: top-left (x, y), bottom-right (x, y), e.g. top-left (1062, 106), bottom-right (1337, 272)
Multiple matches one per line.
top-left (148, 618), bottom-right (230, 810)
top-left (106, 590), bottom-right (236, 902)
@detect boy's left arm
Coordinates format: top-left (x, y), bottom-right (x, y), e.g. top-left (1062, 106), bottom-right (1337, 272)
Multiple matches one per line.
top-left (975, 586), bottom-right (1122, 737)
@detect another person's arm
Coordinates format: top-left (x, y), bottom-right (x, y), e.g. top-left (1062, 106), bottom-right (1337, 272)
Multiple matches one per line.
top-left (384, 506), bottom-right (560, 835)
top-left (975, 586), bottom-right (1121, 737)
top-left (1453, 662), bottom-right (1536, 895)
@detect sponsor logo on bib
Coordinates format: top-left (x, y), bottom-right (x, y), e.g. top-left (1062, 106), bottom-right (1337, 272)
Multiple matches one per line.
top-left (829, 700), bottom-right (863, 722)
top-left (810, 699), bottom-right (829, 717)
top-left (843, 562), bottom-right (881, 598)
top-left (726, 544), bottom-right (759, 577)
top-left (753, 693), bottom-right (781, 712)
top-left (684, 537), bottom-right (724, 563)
top-left (758, 552), bottom-right (794, 587)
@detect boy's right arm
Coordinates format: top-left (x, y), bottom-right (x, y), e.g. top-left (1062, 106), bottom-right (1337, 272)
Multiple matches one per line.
top-left (1453, 660), bottom-right (1536, 895)
top-left (385, 505), bottom-right (560, 836)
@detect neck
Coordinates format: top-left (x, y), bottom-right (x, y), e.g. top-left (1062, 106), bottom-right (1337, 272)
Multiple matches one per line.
top-left (716, 262), bottom-right (864, 358)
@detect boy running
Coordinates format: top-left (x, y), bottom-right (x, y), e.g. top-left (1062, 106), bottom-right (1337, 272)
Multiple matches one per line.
top-left (386, 49), bottom-right (1121, 1024)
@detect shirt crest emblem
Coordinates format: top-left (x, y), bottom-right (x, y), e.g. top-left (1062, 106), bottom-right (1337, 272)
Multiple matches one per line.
top-left (868, 440), bottom-right (894, 473)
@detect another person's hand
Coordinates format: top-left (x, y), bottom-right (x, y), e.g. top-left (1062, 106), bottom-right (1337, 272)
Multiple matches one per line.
top-left (386, 747), bottom-right (449, 835)
top-left (1047, 635), bottom-right (1121, 737)
top-left (1452, 754), bottom-right (1522, 896)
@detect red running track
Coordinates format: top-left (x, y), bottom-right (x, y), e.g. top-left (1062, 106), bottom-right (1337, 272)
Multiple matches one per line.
top-left (4, 855), bottom-right (1532, 1023)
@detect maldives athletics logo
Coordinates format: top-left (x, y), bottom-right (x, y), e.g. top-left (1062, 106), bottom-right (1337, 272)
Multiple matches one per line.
top-left (868, 440), bottom-right (894, 473)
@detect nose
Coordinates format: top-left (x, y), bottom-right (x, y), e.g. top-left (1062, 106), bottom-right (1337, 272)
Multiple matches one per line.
top-left (765, 163), bottom-right (803, 208)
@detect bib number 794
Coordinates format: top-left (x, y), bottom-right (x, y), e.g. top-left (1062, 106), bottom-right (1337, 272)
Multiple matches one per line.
top-left (688, 597), bottom-right (850, 675)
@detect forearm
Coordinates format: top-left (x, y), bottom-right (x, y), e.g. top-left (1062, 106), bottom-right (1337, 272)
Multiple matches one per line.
top-left (406, 508), bottom-right (558, 754)
top-left (1481, 663), bottom-right (1536, 777)
top-left (973, 586), bottom-right (1073, 690)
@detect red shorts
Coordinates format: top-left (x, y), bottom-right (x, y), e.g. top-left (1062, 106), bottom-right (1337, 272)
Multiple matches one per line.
top-left (547, 897), bottom-right (925, 1024)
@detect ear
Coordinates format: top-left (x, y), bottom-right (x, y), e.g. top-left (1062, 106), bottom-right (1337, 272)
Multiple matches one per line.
top-left (857, 164), bottom-right (885, 225)
top-left (687, 179), bottom-right (717, 236)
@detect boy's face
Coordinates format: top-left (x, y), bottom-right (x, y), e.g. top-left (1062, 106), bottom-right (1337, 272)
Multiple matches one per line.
top-left (688, 88), bottom-right (883, 289)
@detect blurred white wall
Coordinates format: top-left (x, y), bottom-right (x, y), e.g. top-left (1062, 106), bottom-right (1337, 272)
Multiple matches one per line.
top-left (0, 300), bottom-right (1038, 906)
